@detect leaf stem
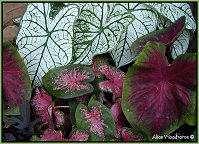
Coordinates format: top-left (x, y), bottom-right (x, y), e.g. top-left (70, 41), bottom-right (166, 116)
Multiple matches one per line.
top-left (55, 106), bottom-right (70, 109)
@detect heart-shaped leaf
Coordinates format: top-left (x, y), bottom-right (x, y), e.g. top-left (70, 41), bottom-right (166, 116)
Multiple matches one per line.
top-left (146, 3), bottom-right (196, 30)
top-left (75, 100), bottom-right (116, 141)
top-left (72, 3), bottom-right (134, 64)
top-left (122, 42), bottom-right (196, 139)
top-left (40, 129), bottom-right (65, 141)
top-left (130, 16), bottom-right (185, 52)
top-left (31, 87), bottom-right (53, 127)
top-left (42, 64), bottom-right (95, 99)
top-left (110, 3), bottom-right (157, 67)
top-left (16, 3), bottom-right (78, 87)
top-left (99, 65), bottom-right (125, 100)
top-left (3, 42), bottom-right (32, 115)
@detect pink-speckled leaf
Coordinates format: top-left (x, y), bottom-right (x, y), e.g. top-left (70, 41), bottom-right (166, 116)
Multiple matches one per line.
top-left (42, 64), bottom-right (95, 99)
top-left (122, 42), bottom-right (196, 139)
top-left (99, 65), bottom-right (125, 100)
top-left (130, 16), bottom-right (185, 51)
top-left (111, 98), bottom-right (126, 137)
top-left (69, 130), bottom-right (89, 141)
top-left (121, 127), bottom-right (146, 141)
top-left (75, 100), bottom-right (116, 141)
top-left (3, 42), bottom-right (31, 115)
top-left (31, 87), bottom-right (53, 127)
top-left (40, 129), bottom-right (65, 141)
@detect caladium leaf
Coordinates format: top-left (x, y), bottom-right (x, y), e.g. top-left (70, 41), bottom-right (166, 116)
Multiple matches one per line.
top-left (31, 87), bottom-right (53, 127)
top-left (40, 129), bottom-right (65, 141)
top-left (121, 127), bottom-right (147, 141)
top-left (72, 3), bottom-right (134, 64)
top-left (16, 3), bottom-right (78, 87)
top-left (3, 42), bottom-right (31, 115)
top-left (122, 42), bottom-right (196, 139)
top-left (53, 107), bottom-right (65, 129)
top-left (157, 15), bottom-right (190, 59)
top-left (75, 100), bottom-right (116, 141)
top-left (42, 64), bottom-right (95, 99)
top-left (146, 3), bottom-right (196, 30)
top-left (130, 16), bottom-right (185, 52)
top-left (110, 3), bottom-right (157, 67)
top-left (111, 98), bottom-right (126, 137)
top-left (69, 130), bottom-right (89, 141)
top-left (99, 65), bottom-right (125, 100)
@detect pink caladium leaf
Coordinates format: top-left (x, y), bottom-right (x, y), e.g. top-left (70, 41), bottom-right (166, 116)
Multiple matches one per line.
top-left (31, 87), bottom-right (53, 128)
top-left (53, 107), bottom-right (65, 129)
top-left (122, 42), bottom-right (196, 139)
top-left (40, 129), bottom-right (65, 141)
top-left (121, 127), bottom-right (146, 141)
top-left (91, 55), bottom-right (109, 78)
top-left (42, 64), bottom-right (95, 99)
top-left (3, 42), bottom-right (31, 115)
top-left (130, 16), bottom-right (185, 51)
top-left (111, 98), bottom-right (126, 137)
top-left (99, 65), bottom-right (125, 100)
top-left (68, 130), bottom-right (89, 141)
top-left (75, 100), bottom-right (116, 141)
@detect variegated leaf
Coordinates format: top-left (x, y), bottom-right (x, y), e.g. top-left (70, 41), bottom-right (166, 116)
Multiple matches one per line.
top-left (110, 3), bottom-right (157, 67)
top-left (157, 15), bottom-right (190, 59)
top-left (146, 3), bottom-right (196, 30)
top-left (72, 3), bottom-right (134, 64)
top-left (16, 3), bottom-right (78, 87)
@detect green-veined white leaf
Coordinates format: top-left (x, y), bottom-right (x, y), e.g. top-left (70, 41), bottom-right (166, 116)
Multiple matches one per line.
top-left (157, 14), bottom-right (190, 59)
top-left (110, 3), bottom-right (157, 67)
top-left (146, 3), bottom-right (196, 31)
top-left (16, 3), bottom-right (78, 87)
top-left (71, 3), bottom-right (134, 65)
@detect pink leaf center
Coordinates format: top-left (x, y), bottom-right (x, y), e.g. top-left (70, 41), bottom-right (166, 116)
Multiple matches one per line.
top-left (52, 68), bottom-right (90, 92)
top-left (82, 106), bottom-right (107, 140)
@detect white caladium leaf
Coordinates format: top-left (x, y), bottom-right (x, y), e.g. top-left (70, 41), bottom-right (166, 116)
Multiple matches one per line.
top-left (110, 3), bottom-right (157, 67)
top-left (71, 3), bottom-right (135, 65)
top-left (157, 15), bottom-right (190, 59)
top-left (16, 3), bottom-right (78, 86)
top-left (146, 3), bottom-right (196, 31)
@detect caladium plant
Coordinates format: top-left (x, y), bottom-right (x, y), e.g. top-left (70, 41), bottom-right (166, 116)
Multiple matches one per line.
top-left (122, 42), bottom-right (196, 139)
top-left (130, 16), bottom-right (186, 52)
top-left (3, 42), bottom-right (32, 115)
top-left (16, 3), bottom-right (78, 87)
top-left (99, 65), bottom-right (125, 100)
top-left (42, 64), bottom-right (95, 99)
top-left (75, 100), bottom-right (116, 141)
top-left (31, 87), bottom-right (53, 127)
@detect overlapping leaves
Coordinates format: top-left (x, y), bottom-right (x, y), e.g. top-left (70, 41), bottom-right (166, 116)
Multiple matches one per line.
top-left (16, 3), bottom-right (78, 86)
top-left (122, 42), bottom-right (196, 139)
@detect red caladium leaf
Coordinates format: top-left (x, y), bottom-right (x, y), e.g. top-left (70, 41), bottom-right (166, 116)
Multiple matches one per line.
top-left (122, 42), bottom-right (196, 139)
top-left (31, 87), bottom-right (53, 127)
top-left (68, 130), bottom-right (89, 141)
top-left (99, 65), bottom-right (125, 100)
top-left (3, 42), bottom-right (31, 115)
top-left (40, 129), bottom-right (65, 141)
top-left (121, 127), bottom-right (146, 141)
top-left (42, 64), bottom-right (95, 99)
top-left (111, 98), bottom-right (126, 137)
top-left (75, 100), bottom-right (116, 141)
top-left (130, 16), bottom-right (185, 51)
